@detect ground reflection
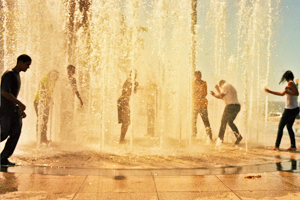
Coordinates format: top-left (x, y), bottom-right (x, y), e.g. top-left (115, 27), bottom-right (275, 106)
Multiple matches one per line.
top-left (0, 168), bottom-right (19, 194)
top-left (1, 159), bottom-right (299, 176)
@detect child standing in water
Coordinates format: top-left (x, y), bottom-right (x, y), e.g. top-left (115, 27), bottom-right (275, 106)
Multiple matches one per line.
top-left (264, 70), bottom-right (299, 151)
top-left (117, 70), bottom-right (139, 143)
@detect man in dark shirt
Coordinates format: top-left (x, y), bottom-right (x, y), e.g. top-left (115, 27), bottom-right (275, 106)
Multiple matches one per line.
top-left (1, 54), bottom-right (31, 166)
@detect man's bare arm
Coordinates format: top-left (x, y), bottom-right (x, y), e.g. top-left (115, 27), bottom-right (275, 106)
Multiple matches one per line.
top-left (210, 90), bottom-right (225, 99)
top-left (1, 91), bottom-right (26, 112)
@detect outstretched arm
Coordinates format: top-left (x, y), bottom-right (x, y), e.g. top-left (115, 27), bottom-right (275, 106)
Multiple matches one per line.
top-left (264, 87), bottom-right (286, 96)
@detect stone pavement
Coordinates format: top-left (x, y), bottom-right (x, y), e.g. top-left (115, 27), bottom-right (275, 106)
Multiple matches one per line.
top-left (1, 158), bottom-right (300, 200)
top-left (1, 134), bottom-right (300, 199)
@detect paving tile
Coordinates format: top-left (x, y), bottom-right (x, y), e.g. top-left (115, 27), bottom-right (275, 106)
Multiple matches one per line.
top-left (154, 175), bottom-right (230, 192)
top-left (151, 169), bottom-right (214, 176)
top-left (158, 191), bottom-right (240, 200)
top-left (19, 173), bottom-right (86, 179)
top-left (78, 175), bottom-right (156, 193)
top-left (108, 169), bottom-right (152, 176)
top-left (0, 172), bottom-right (22, 179)
top-left (73, 192), bottom-right (158, 200)
top-left (216, 174), bottom-right (300, 191)
top-left (271, 171), bottom-right (300, 187)
top-left (1, 173), bottom-right (86, 194)
top-left (279, 176), bottom-right (300, 187)
top-left (0, 191), bottom-right (47, 200)
top-left (272, 171), bottom-right (300, 177)
top-left (234, 190), bottom-right (300, 200)
top-left (0, 191), bottom-right (75, 200)
top-left (0, 173), bottom-right (20, 194)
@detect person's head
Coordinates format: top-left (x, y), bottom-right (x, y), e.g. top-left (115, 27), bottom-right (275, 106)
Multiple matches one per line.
top-left (279, 70), bottom-right (294, 84)
top-left (219, 80), bottom-right (226, 87)
top-left (16, 54), bottom-right (32, 72)
top-left (67, 65), bottom-right (76, 76)
top-left (194, 71), bottom-right (202, 80)
top-left (48, 70), bottom-right (59, 82)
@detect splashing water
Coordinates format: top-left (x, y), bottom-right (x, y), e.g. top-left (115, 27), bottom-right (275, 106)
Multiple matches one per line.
top-left (0, 0), bottom-right (281, 164)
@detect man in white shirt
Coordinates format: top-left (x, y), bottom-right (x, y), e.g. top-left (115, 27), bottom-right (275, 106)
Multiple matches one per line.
top-left (210, 80), bottom-right (242, 146)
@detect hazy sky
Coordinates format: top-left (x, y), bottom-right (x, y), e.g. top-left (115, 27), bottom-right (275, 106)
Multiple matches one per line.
top-left (271, 0), bottom-right (300, 96)
top-left (195, 0), bottom-right (300, 102)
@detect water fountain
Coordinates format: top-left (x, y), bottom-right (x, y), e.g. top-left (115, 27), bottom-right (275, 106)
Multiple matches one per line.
top-left (0, 0), bottom-right (281, 168)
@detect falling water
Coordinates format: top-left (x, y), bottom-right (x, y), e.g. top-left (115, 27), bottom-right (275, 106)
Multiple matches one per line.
top-left (1, 0), bottom-right (280, 157)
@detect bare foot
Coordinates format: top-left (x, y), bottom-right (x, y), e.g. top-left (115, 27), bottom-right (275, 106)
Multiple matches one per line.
top-left (285, 147), bottom-right (296, 151)
top-left (272, 147), bottom-right (279, 151)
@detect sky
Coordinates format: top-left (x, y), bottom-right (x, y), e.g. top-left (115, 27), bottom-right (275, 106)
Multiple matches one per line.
top-left (194, 0), bottom-right (300, 102)
top-left (271, 0), bottom-right (300, 98)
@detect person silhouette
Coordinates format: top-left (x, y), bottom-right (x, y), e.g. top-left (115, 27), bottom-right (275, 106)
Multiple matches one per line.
top-left (1, 54), bottom-right (31, 166)
top-left (117, 70), bottom-right (139, 143)
top-left (264, 70), bottom-right (299, 151)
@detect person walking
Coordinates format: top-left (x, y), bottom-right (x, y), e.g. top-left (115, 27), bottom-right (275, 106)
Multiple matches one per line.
top-left (1, 54), bottom-right (32, 166)
top-left (264, 70), bottom-right (299, 151)
top-left (210, 80), bottom-right (243, 146)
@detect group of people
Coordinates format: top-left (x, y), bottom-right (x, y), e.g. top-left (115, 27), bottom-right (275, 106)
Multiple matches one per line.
top-left (33, 65), bottom-right (83, 144)
top-left (194, 70), bottom-right (299, 150)
top-left (0, 54), bottom-right (299, 167)
top-left (193, 71), bottom-right (243, 146)
top-left (0, 55), bottom-right (84, 166)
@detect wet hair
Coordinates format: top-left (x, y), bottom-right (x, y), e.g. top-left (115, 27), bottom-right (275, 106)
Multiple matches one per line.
top-left (17, 54), bottom-right (31, 63)
top-left (219, 80), bottom-right (226, 86)
top-left (67, 65), bottom-right (75, 71)
top-left (279, 70), bottom-right (294, 84)
top-left (194, 71), bottom-right (201, 76)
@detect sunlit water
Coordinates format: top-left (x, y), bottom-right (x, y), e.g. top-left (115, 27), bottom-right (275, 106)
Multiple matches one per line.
top-left (1, 0), bottom-right (288, 168)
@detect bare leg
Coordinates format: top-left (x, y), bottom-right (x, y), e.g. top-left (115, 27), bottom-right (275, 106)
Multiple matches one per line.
top-left (120, 123), bottom-right (129, 143)
top-left (192, 110), bottom-right (198, 137)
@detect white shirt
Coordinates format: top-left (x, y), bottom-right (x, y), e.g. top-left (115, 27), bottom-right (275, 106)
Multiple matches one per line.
top-left (285, 81), bottom-right (298, 109)
top-left (221, 83), bottom-right (239, 105)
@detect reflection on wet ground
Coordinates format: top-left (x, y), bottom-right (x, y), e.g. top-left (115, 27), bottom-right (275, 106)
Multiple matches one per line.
top-left (1, 143), bottom-right (300, 200)
top-left (1, 158), bottom-right (299, 176)
top-left (1, 135), bottom-right (300, 176)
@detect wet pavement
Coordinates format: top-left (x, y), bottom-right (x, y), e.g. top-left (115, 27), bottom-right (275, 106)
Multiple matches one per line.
top-left (1, 135), bottom-right (300, 199)
top-left (1, 163), bottom-right (300, 200)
